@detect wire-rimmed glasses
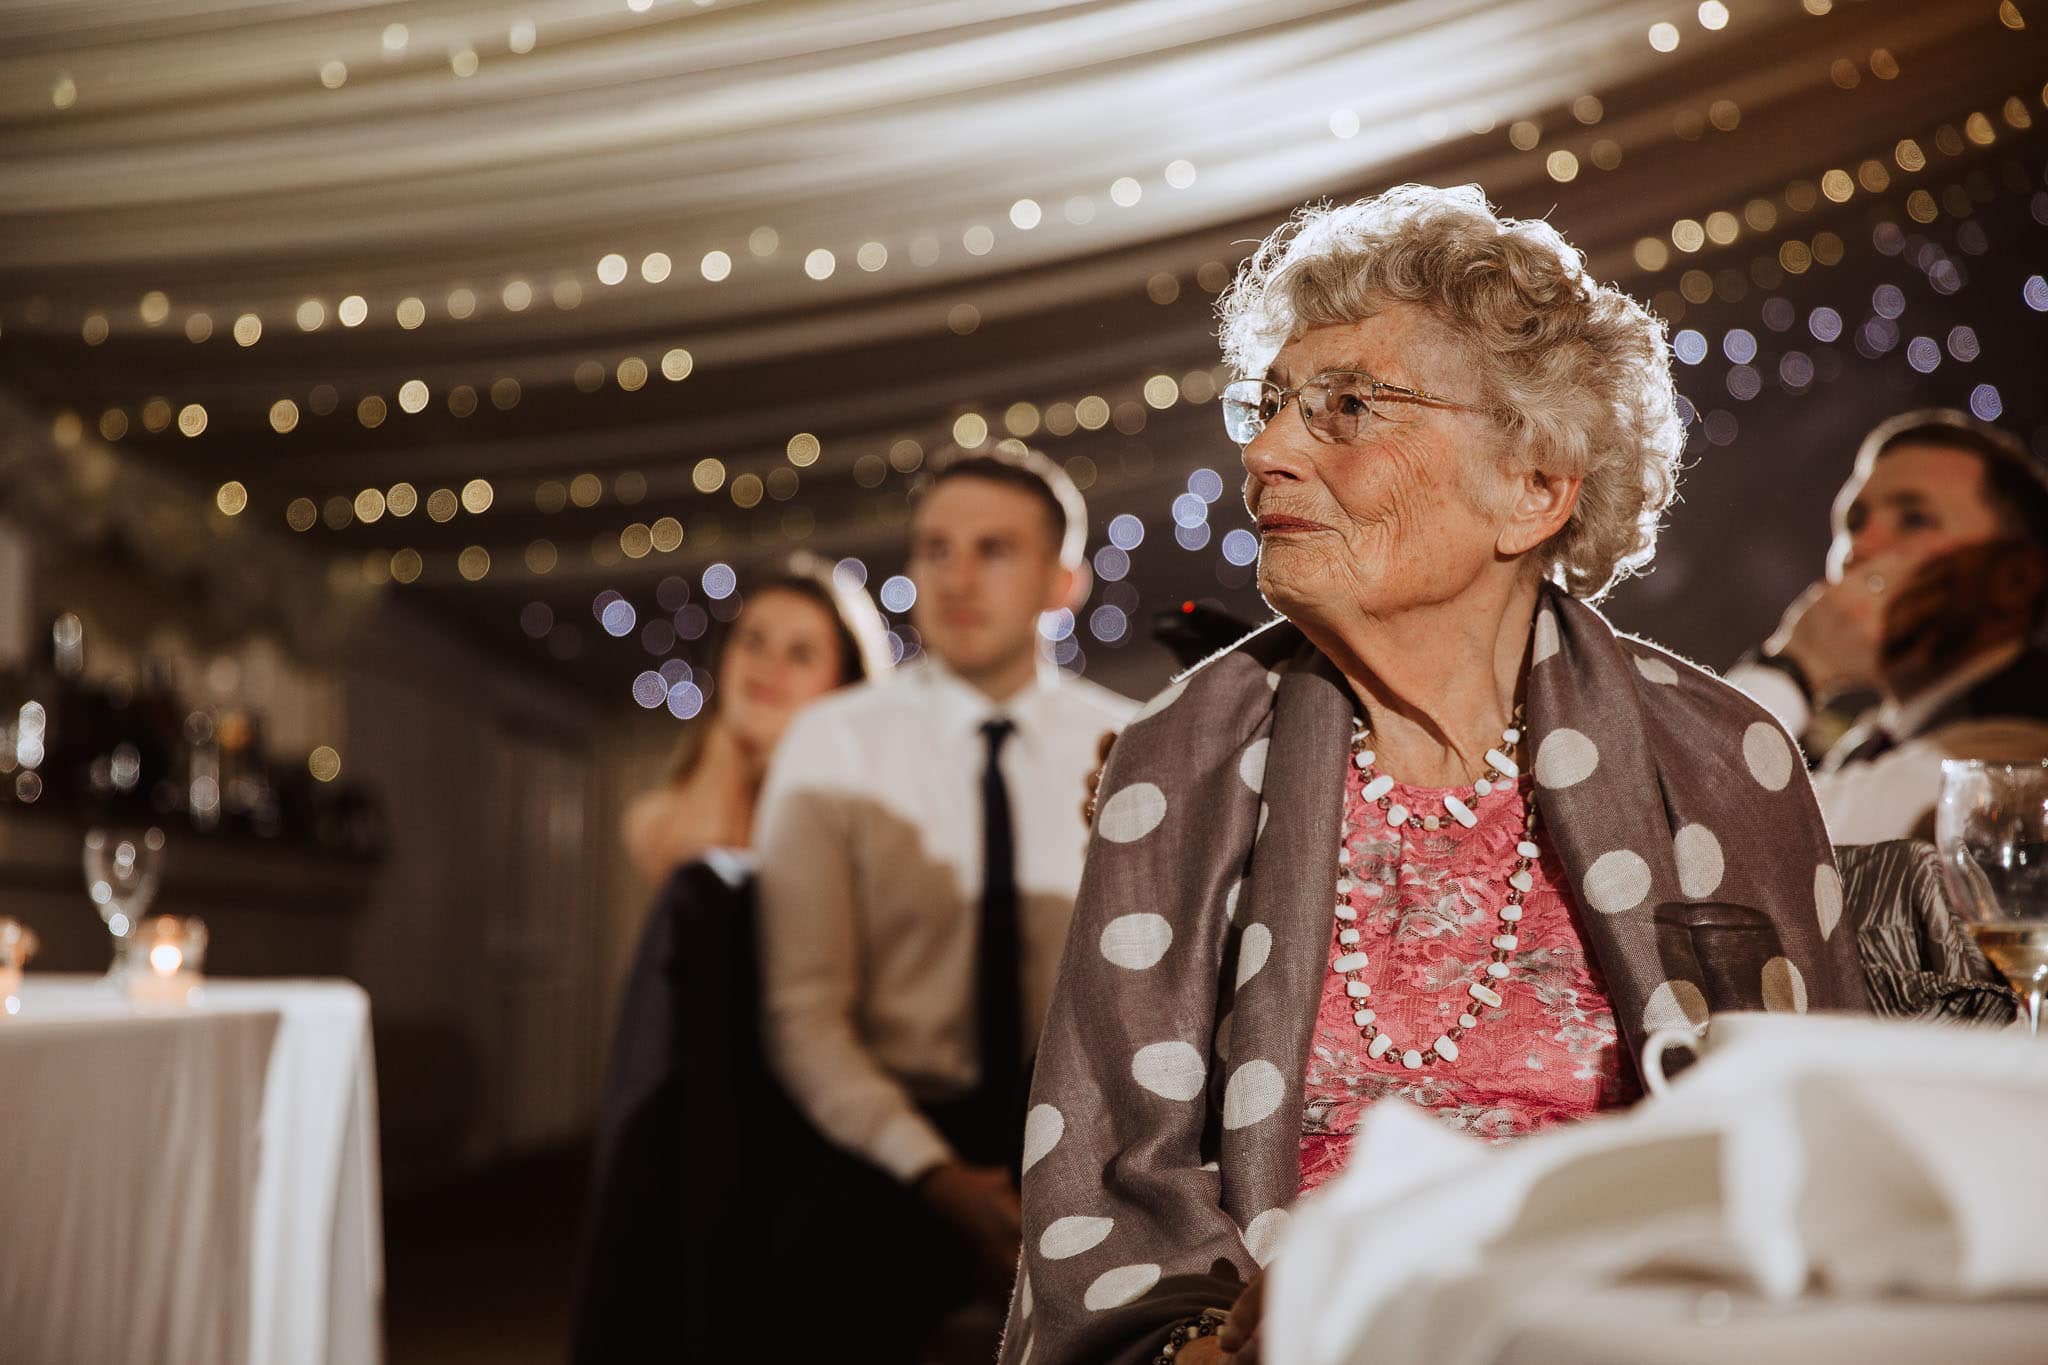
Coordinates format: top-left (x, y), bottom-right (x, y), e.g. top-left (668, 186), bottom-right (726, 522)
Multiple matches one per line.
top-left (1220, 370), bottom-right (1486, 446)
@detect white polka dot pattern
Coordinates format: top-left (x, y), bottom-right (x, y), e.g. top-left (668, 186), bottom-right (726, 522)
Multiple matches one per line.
top-left (1533, 728), bottom-right (1600, 788)
top-left (1009, 588), bottom-right (1855, 1365)
top-left (1084, 1263), bottom-right (1162, 1311)
top-left (1673, 824), bottom-right (1725, 898)
top-left (1040, 1215), bottom-right (1114, 1260)
top-left (1643, 978), bottom-right (1709, 1033)
top-left (1130, 1041), bottom-right (1206, 1101)
top-left (1021, 1104), bottom-right (1064, 1175)
top-left (1234, 923), bottom-right (1272, 989)
top-left (1222, 1059), bottom-right (1284, 1129)
top-left (1238, 737), bottom-right (1269, 792)
top-left (1584, 848), bottom-right (1653, 914)
top-left (1742, 721), bottom-right (1794, 791)
top-left (1243, 1208), bottom-right (1290, 1267)
top-left (1634, 654), bottom-right (1680, 685)
top-left (1099, 913), bottom-right (1173, 969)
top-left (1132, 678), bottom-right (1187, 723)
top-left (1097, 783), bottom-right (1168, 843)
top-left (1762, 956), bottom-right (1808, 1013)
top-left (1814, 863), bottom-right (1843, 940)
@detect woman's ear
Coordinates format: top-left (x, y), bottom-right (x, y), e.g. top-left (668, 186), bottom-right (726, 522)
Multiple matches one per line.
top-left (1051, 559), bottom-right (1089, 613)
top-left (1496, 465), bottom-right (1582, 558)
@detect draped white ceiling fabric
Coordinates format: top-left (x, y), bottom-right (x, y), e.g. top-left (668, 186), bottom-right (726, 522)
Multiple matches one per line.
top-left (0, 0), bottom-right (2041, 684)
top-left (2, 0), bottom-right (2013, 345)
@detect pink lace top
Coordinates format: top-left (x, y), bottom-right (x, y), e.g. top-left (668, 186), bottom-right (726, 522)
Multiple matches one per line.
top-left (1298, 760), bottom-right (1638, 1195)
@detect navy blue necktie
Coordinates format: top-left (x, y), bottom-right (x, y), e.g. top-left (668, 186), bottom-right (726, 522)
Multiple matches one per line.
top-left (972, 718), bottom-right (1022, 1162)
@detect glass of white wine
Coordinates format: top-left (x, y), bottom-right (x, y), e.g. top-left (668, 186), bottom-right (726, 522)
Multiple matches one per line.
top-left (1935, 759), bottom-right (2048, 1034)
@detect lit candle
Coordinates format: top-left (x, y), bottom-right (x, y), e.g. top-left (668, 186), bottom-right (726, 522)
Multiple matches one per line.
top-left (128, 915), bottom-right (206, 1006)
top-left (0, 917), bottom-right (36, 1014)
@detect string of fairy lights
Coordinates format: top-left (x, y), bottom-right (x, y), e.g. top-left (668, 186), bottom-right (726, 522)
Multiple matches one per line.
top-left (209, 355), bottom-right (1236, 598)
top-left (571, 135), bottom-right (2048, 701)
top-left (47, 40), bottom-right (2047, 462)
top-left (45, 77), bottom-right (2033, 589)
top-left (30, 0), bottom-right (2031, 348)
top-left (17, 0), bottom-right (2046, 701)
top-left (45, 162), bottom-right (1204, 350)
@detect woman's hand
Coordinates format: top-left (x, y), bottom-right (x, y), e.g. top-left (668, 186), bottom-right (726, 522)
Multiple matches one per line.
top-left (1174, 1338), bottom-right (1226, 1365)
top-left (1216, 1269), bottom-right (1267, 1364)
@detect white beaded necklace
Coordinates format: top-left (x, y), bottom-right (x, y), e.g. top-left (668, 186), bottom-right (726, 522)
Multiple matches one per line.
top-left (1333, 707), bottom-right (1541, 1071)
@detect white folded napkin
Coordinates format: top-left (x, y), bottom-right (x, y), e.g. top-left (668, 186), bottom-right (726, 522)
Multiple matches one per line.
top-left (1267, 1013), bottom-right (2048, 1365)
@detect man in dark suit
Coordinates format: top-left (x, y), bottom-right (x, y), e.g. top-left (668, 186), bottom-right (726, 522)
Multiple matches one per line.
top-left (1729, 408), bottom-right (2048, 842)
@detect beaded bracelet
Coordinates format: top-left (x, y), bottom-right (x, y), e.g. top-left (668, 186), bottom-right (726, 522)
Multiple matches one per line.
top-left (1150, 1308), bottom-right (1231, 1363)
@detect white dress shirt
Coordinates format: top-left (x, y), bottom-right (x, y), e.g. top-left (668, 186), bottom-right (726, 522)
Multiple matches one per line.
top-left (1729, 643), bottom-right (2048, 843)
top-left (754, 657), bottom-right (1137, 1182)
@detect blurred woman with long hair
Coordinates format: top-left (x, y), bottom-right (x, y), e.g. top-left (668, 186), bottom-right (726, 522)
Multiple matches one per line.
top-left (575, 553), bottom-right (890, 1364)
top-left (622, 553), bottom-right (891, 879)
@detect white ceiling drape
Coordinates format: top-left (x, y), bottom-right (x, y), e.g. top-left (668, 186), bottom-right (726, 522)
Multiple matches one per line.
top-left (0, 0), bottom-right (2040, 677)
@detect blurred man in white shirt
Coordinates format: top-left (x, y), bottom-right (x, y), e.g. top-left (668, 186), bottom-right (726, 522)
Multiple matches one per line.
top-left (1729, 409), bottom-right (2048, 843)
top-left (754, 447), bottom-right (1135, 1355)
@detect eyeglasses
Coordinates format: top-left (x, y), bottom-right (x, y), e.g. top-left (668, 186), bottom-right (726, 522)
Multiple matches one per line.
top-left (1219, 370), bottom-right (1486, 446)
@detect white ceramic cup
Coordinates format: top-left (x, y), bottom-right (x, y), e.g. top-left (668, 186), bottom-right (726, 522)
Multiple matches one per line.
top-left (1639, 1011), bottom-right (1776, 1097)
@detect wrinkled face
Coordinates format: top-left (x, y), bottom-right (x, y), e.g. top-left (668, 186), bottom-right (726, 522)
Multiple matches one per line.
top-left (1240, 306), bottom-right (1509, 628)
top-left (717, 588), bottom-right (848, 751)
top-left (909, 477), bottom-right (1069, 676)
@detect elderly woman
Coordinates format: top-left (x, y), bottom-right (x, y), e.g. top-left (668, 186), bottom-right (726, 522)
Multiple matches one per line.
top-left (999, 184), bottom-right (1866, 1365)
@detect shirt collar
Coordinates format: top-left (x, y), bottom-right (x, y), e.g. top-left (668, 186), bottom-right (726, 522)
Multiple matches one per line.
top-left (913, 651), bottom-right (1063, 740)
top-left (1878, 640), bottom-right (2026, 740)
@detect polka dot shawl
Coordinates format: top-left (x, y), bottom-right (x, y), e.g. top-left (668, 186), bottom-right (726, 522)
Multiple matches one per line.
top-left (997, 588), bottom-right (1866, 1365)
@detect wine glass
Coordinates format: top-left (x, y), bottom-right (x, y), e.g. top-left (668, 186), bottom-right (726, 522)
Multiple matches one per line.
top-left (82, 827), bottom-right (166, 979)
top-left (1934, 759), bottom-right (2048, 1034)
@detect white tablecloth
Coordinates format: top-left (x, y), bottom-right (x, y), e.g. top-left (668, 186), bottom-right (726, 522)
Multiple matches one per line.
top-left (0, 976), bottom-right (384, 1365)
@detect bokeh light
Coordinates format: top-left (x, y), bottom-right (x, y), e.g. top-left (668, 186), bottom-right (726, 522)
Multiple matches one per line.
top-left (1038, 608), bottom-right (1075, 642)
top-left (879, 575), bottom-right (917, 613)
top-left (1220, 529), bottom-right (1259, 566)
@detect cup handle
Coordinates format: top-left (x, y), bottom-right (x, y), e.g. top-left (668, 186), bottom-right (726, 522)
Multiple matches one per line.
top-left (1640, 1026), bottom-right (1702, 1098)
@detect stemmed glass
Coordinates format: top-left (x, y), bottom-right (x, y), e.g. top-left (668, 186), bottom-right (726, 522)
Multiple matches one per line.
top-left (82, 827), bottom-right (166, 980)
top-left (1935, 759), bottom-right (2048, 1034)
